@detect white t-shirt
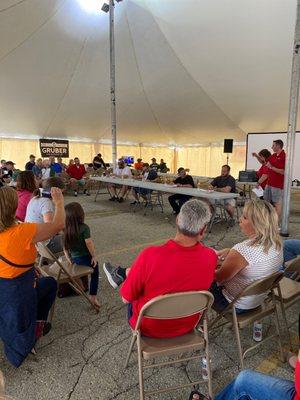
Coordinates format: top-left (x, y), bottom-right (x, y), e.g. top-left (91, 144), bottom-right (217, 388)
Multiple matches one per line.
top-left (113, 166), bottom-right (132, 177)
top-left (25, 197), bottom-right (54, 224)
top-left (41, 167), bottom-right (51, 180)
top-left (222, 239), bottom-right (283, 310)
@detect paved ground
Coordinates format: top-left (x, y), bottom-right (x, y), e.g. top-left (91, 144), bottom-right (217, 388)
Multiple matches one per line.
top-left (1, 189), bottom-right (299, 400)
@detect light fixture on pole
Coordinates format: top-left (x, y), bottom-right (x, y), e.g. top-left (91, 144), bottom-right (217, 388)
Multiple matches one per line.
top-left (101, 0), bottom-right (123, 169)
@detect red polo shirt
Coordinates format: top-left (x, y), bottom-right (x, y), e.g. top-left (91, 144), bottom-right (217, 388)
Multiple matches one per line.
top-left (295, 360), bottom-right (300, 400)
top-left (267, 150), bottom-right (285, 189)
top-left (66, 164), bottom-right (86, 180)
top-left (121, 240), bottom-right (217, 338)
top-left (256, 165), bottom-right (269, 189)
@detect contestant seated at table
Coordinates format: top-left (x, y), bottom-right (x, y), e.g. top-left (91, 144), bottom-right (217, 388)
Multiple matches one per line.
top-left (107, 159), bottom-right (132, 203)
top-left (131, 163), bottom-right (159, 205)
top-left (208, 164), bottom-right (236, 223)
top-left (66, 157), bottom-right (92, 197)
top-left (168, 167), bottom-right (195, 215)
top-left (134, 158), bottom-right (143, 172)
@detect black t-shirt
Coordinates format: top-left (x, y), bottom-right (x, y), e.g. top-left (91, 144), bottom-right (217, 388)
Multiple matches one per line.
top-left (174, 175), bottom-right (195, 187)
top-left (211, 175), bottom-right (236, 193)
top-left (150, 163), bottom-right (159, 171)
top-left (144, 170), bottom-right (158, 181)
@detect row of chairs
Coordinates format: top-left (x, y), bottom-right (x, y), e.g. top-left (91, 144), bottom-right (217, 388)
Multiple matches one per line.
top-left (35, 244), bottom-right (300, 399)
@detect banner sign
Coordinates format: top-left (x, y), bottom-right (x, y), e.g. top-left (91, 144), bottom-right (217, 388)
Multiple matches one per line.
top-left (39, 139), bottom-right (69, 158)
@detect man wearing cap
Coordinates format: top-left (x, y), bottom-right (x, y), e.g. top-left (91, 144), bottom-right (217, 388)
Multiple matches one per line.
top-left (150, 158), bottom-right (159, 171)
top-left (25, 155), bottom-right (36, 171)
top-left (168, 167), bottom-right (195, 214)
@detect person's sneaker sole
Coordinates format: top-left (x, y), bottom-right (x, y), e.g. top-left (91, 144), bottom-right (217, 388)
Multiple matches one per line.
top-left (103, 262), bottom-right (119, 289)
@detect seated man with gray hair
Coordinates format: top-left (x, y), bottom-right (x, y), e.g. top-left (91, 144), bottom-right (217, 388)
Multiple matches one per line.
top-left (103, 199), bottom-right (217, 338)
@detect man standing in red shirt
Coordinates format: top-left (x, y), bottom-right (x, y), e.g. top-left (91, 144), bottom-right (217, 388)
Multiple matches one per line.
top-left (262, 139), bottom-right (286, 219)
top-left (103, 199), bottom-right (217, 338)
top-left (66, 157), bottom-right (91, 197)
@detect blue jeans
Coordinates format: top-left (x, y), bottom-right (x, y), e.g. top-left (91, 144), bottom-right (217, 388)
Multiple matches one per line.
top-left (283, 239), bottom-right (300, 262)
top-left (71, 255), bottom-right (99, 296)
top-left (209, 282), bottom-right (249, 315)
top-left (36, 277), bottom-right (57, 320)
top-left (215, 369), bottom-right (295, 400)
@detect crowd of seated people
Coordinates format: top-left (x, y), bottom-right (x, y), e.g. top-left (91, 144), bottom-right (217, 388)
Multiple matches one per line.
top-left (0, 150), bottom-right (299, 400)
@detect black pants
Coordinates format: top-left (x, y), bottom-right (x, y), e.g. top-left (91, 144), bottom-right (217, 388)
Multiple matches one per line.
top-left (168, 194), bottom-right (191, 214)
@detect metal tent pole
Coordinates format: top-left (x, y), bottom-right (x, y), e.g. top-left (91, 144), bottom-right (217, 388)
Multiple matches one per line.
top-left (109, 0), bottom-right (117, 170)
top-left (281, 0), bottom-right (300, 236)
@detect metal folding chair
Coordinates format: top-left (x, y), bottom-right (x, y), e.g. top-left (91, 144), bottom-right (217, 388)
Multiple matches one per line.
top-left (36, 243), bottom-right (99, 321)
top-left (124, 291), bottom-right (214, 400)
top-left (209, 271), bottom-right (285, 368)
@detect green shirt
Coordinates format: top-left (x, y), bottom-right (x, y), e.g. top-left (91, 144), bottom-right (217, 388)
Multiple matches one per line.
top-left (70, 223), bottom-right (91, 258)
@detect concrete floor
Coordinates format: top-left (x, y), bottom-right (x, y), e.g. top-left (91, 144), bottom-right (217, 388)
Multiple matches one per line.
top-left (1, 189), bottom-right (300, 400)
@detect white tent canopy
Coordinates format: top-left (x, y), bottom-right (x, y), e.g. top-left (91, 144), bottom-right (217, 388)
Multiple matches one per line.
top-left (0, 0), bottom-right (297, 145)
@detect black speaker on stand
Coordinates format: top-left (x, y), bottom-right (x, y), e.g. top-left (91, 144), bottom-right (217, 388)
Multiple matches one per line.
top-left (223, 139), bottom-right (233, 164)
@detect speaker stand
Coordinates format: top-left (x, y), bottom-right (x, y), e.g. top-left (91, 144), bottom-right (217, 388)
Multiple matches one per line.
top-left (226, 154), bottom-right (229, 165)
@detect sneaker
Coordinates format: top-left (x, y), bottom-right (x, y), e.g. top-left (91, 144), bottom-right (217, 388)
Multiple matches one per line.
top-left (118, 197), bottom-right (124, 203)
top-left (109, 196), bottom-right (117, 201)
top-left (103, 262), bottom-right (124, 289)
top-left (74, 190), bottom-right (78, 197)
top-left (130, 200), bottom-right (139, 205)
top-left (85, 190), bottom-right (90, 196)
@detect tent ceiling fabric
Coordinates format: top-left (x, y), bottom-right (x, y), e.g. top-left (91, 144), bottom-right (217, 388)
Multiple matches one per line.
top-left (0, 0), bottom-right (297, 145)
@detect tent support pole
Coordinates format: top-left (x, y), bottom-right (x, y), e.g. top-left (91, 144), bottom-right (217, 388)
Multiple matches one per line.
top-left (109, 0), bottom-right (117, 169)
top-left (281, 0), bottom-right (300, 236)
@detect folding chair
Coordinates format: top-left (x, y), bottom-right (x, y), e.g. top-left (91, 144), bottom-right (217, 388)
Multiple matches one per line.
top-left (143, 190), bottom-right (164, 215)
top-left (209, 271), bottom-right (285, 369)
top-left (124, 291), bottom-right (214, 400)
top-left (274, 256), bottom-right (300, 348)
top-left (36, 242), bottom-right (99, 321)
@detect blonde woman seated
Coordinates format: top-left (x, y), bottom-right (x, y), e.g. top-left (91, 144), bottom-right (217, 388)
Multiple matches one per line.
top-left (211, 199), bottom-right (283, 314)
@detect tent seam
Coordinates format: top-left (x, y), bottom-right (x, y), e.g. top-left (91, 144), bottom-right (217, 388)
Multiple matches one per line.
top-left (144, 0), bottom-right (246, 136)
top-left (125, 0), bottom-right (166, 140)
top-left (0, 0), bottom-right (67, 64)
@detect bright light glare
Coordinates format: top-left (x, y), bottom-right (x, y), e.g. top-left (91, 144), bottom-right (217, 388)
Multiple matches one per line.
top-left (77, 0), bottom-right (100, 14)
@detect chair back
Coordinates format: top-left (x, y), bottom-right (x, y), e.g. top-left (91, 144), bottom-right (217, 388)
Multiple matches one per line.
top-left (235, 271), bottom-right (283, 298)
top-left (284, 256), bottom-right (300, 278)
top-left (135, 291), bottom-right (214, 331)
top-left (36, 242), bottom-right (56, 261)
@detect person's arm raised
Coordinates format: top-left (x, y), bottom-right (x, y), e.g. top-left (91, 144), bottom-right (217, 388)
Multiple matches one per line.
top-left (32, 188), bottom-right (65, 243)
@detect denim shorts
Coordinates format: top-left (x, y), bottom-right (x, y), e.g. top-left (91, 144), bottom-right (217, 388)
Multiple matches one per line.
top-left (264, 185), bottom-right (283, 203)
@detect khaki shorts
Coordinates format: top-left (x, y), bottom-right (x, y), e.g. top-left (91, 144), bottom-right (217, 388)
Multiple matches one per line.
top-left (263, 185), bottom-right (283, 204)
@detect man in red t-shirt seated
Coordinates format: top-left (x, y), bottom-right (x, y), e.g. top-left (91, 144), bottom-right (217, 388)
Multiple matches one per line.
top-left (66, 157), bottom-right (91, 197)
top-left (103, 199), bottom-right (217, 338)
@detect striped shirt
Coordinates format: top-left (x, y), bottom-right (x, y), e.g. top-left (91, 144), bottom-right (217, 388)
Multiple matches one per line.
top-left (222, 239), bottom-right (283, 310)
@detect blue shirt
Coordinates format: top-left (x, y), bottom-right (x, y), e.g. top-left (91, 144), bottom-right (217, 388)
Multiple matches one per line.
top-left (51, 163), bottom-right (62, 174)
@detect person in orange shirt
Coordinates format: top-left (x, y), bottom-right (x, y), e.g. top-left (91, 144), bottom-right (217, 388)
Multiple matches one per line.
top-left (0, 186), bottom-right (65, 367)
top-left (134, 158), bottom-right (143, 171)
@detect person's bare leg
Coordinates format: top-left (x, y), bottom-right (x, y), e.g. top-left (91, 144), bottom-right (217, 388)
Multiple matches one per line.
top-left (225, 204), bottom-right (235, 219)
top-left (119, 185), bottom-right (127, 198)
top-left (108, 184), bottom-right (116, 197)
top-left (84, 179), bottom-right (92, 190)
top-left (274, 201), bottom-right (282, 222)
top-left (132, 189), bottom-right (139, 201)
